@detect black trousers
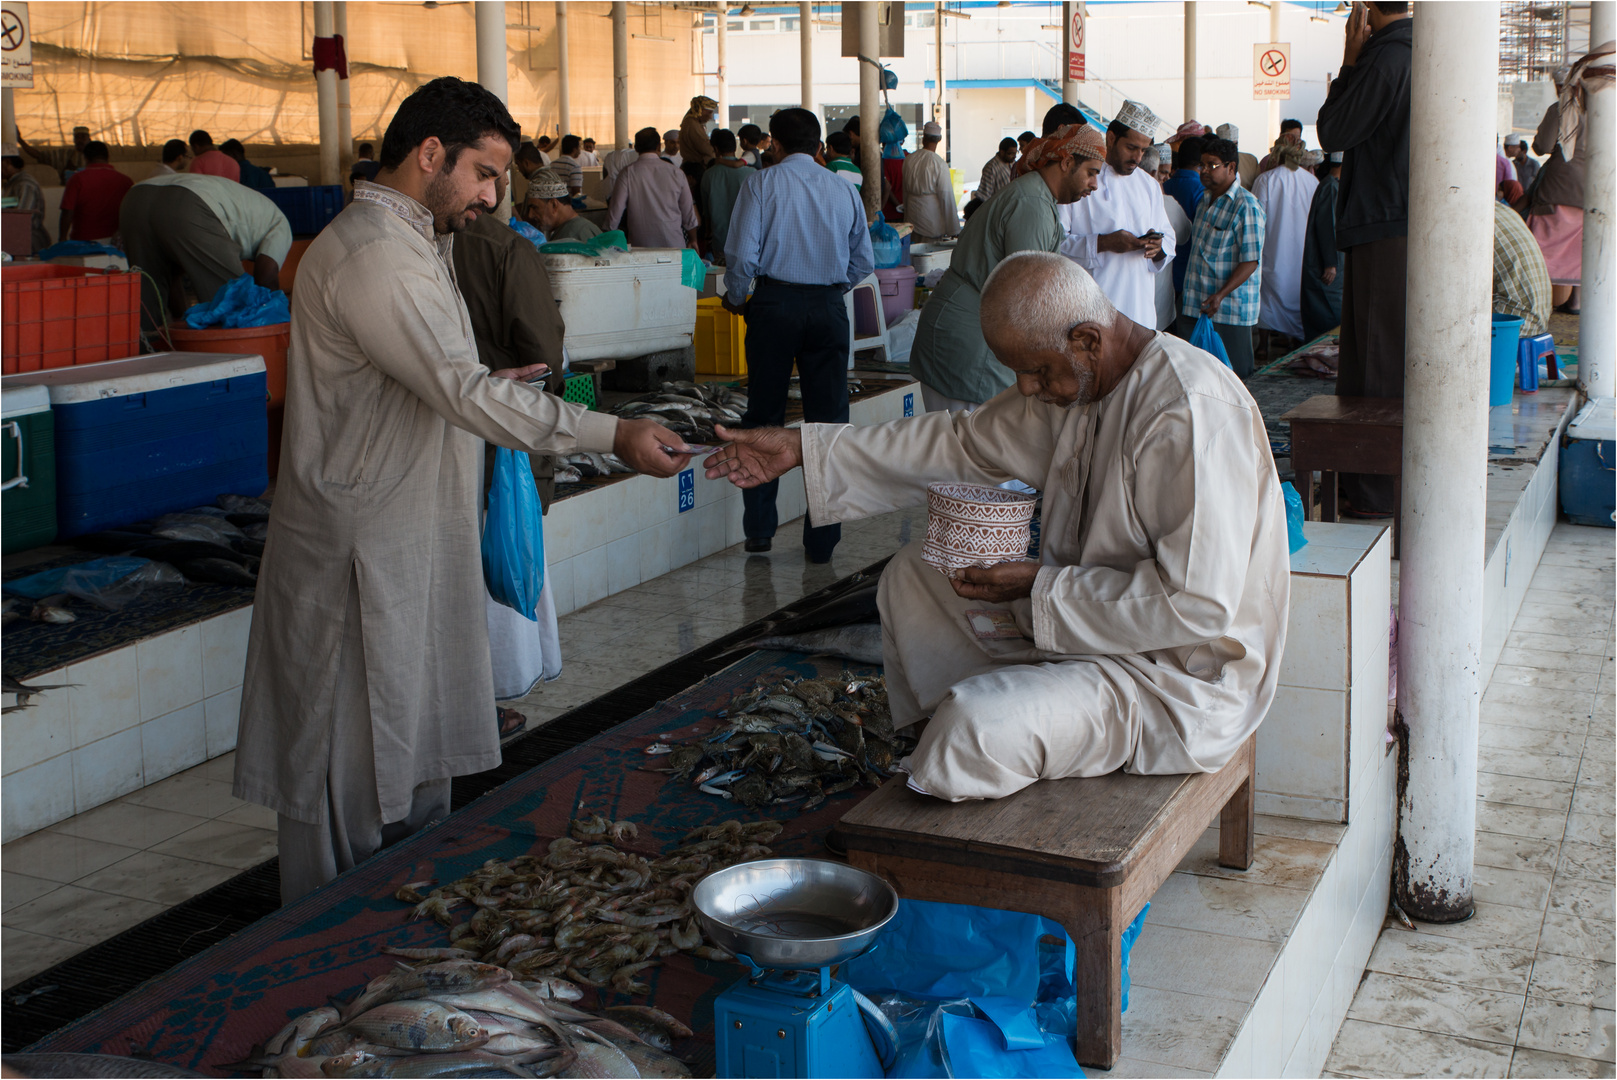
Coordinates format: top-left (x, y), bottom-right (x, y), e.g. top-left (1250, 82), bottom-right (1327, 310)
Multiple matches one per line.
top-left (740, 279), bottom-right (851, 560)
top-left (1336, 235), bottom-right (1408, 514)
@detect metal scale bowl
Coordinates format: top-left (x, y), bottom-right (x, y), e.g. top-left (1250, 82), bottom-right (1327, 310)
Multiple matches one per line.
top-left (694, 859), bottom-right (900, 1079)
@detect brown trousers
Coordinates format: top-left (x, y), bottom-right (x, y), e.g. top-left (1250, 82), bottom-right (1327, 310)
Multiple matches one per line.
top-left (1336, 235), bottom-right (1408, 514)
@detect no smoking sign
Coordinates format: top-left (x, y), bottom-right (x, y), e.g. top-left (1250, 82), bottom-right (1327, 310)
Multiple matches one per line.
top-left (1253, 41), bottom-right (1291, 100)
top-left (1, 1), bottom-right (32, 88)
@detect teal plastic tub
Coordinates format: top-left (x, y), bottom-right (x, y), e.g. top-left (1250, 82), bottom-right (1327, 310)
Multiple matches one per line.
top-left (1489, 313), bottom-right (1523, 407)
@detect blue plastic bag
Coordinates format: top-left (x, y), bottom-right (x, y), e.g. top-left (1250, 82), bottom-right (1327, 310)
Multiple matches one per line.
top-left (183, 274), bottom-right (290, 329)
top-left (1282, 481), bottom-right (1309, 554)
top-left (1189, 314), bottom-right (1231, 368)
top-left (482, 447), bottom-right (544, 619)
top-left (508, 217), bottom-right (546, 248)
top-left (880, 105), bottom-right (910, 159)
top-left (870, 214), bottom-right (904, 269)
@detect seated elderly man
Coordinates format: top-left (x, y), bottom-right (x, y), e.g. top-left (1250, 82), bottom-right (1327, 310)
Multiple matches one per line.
top-left (705, 252), bottom-right (1289, 801)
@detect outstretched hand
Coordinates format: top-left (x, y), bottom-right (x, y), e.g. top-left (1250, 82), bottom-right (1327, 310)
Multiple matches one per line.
top-left (704, 425), bottom-right (803, 489)
top-left (948, 560), bottom-right (1040, 603)
top-left (614, 418), bottom-right (690, 479)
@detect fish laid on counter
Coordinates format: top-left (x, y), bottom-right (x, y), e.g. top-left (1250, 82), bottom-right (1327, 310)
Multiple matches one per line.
top-left (643, 673), bottom-right (913, 810)
top-left (247, 959), bottom-right (692, 1078)
top-left (394, 820), bottom-right (782, 999)
top-left (611, 382), bottom-right (747, 446)
top-left (557, 452), bottom-right (634, 479)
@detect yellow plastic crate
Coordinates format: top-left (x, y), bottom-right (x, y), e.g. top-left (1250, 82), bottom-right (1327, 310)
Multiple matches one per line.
top-left (695, 295), bottom-right (747, 375)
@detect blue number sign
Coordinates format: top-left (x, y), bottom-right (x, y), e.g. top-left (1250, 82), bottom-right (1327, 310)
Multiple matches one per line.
top-left (678, 468), bottom-right (695, 513)
top-left (903, 392), bottom-right (914, 417)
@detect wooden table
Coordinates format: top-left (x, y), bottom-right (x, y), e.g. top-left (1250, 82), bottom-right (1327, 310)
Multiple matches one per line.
top-left (1280, 395), bottom-right (1404, 556)
top-left (833, 735), bottom-right (1256, 1069)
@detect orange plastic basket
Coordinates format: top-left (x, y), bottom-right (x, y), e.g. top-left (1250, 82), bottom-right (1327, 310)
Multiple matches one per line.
top-left (2, 264), bottom-right (142, 374)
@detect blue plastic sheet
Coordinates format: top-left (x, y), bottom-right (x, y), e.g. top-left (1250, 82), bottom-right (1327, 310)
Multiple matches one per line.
top-left (539, 229), bottom-right (630, 256)
top-left (36, 239), bottom-right (124, 260)
top-left (508, 218), bottom-right (546, 248)
top-left (1189, 314), bottom-right (1231, 368)
top-left (183, 274), bottom-right (290, 329)
top-left (481, 447), bottom-right (545, 619)
top-left (870, 215), bottom-right (904, 270)
top-left (680, 248), bottom-right (706, 290)
top-left (1282, 481), bottom-right (1309, 554)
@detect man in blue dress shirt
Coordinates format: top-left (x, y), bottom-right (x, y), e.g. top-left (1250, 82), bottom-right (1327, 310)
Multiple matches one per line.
top-left (722, 107), bottom-right (873, 563)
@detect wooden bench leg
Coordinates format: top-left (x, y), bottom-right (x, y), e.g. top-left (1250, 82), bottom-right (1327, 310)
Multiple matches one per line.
top-left (1218, 737), bottom-right (1256, 871)
top-left (846, 850), bottom-right (1126, 1069)
top-left (1321, 469), bottom-right (1339, 522)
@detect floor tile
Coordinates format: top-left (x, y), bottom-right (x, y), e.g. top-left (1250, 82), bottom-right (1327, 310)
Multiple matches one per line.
top-left (150, 820), bottom-right (278, 870)
top-left (1517, 998), bottom-right (1616, 1063)
top-left (1389, 902), bottom-right (1545, 952)
top-left (1491, 665), bottom-right (1603, 694)
top-left (1483, 682), bottom-right (1599, 719)
top-left (1539, 913), bottom-right (1617, 960)
top-left (1325, 1018), bottom-right (1513, 1077)
top-left (1476, 831), bottom-right (1562, 876)
top-left (1251, 814), bottom-right (1350, 844)
top-left (1499, 648), bottom-right (1608, 675)
top-left (120, 773), bottom-right (247, 819)
top-left (2, 927), bottom-right (84, 989)
top-left (1558, 840), bottom-right (1616, 884)
top-left (71, 850), bottom-right (238, 907)
top-left (48, 801), bottom-right (211, 850)
top-left (1177, 829), bottom-right (1334, 891)
top-left (216, 802), bottom-right (279, 831)
top-left (1101, 1057), bottom-right (1211, 1078)
top-left (1530, 953), bottom-right (1617, 1010)
top-left (1479, 699), bottom-right (1592, 734)
top-left (1480, 746), bottom-right (1584, 784)
top-left (1507, 1046), bottom-right (1616, 1078)
top-left (1479, 800), bottom-right (1573, 842)
top-left (1477, 772), bottom-right (1577, 813)
top-left (0, 832), bottom-right (137, 884)
top-left (1345, 972), bottom-right (1526, 1045)
top-left (1565, 813), bottom-right (1616, 847)
top-left (1118, 985), bottom-right (1245, 1073)
top-left (1548, 878), bottom-right (1617, 923)
top-left (193, 753), bottom-right (237, 784)
top-left (1480, 723), bottom-right (1588, 758)
top-left (1, 872), bottom-right (59, 913)
top-left (1474, 864), bottom-right (1555, 912)
top-left (1139, 870), bottom-right (1308, 943)
top-left (1507, 632), bottom-right (1614, 658)
top-left (2, 884), bottom-right (165, 944)
top-left (1127, 923), bottom-right (1282, 1005)
top-left (1365, 932), bottom-right (1536, 994)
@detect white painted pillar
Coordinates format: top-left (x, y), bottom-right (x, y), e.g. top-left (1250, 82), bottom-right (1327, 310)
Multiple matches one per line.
top-left (1268, 0), bottom-right (1281, 144)
top-left (314, 1), bottom-right (340, 186)
top-left (1581, 1), bottom-right (1615, 398)
top-left (555, 2), bottom-right (571, 138)
top-left (858, 1), bottom-right (881, 219)
top-left (934, 2), bottom-right (947, 127)
top-left (1062, 2), bottom-right (1079, 105)
top-left (335, 2), bottom-right (352, 170)
top-left (1395, 0), bottom-right (1499, 925)
top-left (477, 2), bottom-right (508, 103)
top-left (716, 11), bottom-right (729, 134)
top-left (1184, 2), bottom-right (1197, 121)
top-left (2, 88), bottom-right (15, 156)
top-left (612, 1), bottom-right (629, 150)
top-left (802, 2), bottom-right (816, 118)
top-left (1024, 85), bottom-right (1035, 132)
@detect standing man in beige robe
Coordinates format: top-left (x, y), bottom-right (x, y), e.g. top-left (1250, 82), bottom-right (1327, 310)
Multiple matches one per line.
top-left (235, 78), bottom-right (688, 902)
top-left (706, 252), bottom-right (1288, 801)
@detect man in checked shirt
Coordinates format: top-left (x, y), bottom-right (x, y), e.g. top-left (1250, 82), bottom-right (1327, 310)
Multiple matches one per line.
top-left (720, 107), bottom-right (873, 563)
top-left (1177, 136), bottom-right (1266, 377)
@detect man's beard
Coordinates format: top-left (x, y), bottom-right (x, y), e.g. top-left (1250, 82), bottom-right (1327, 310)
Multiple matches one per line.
top-left (1037, 365), bottom-right (1096, 410)
top-left (424, 170), bottom-right (487, 234)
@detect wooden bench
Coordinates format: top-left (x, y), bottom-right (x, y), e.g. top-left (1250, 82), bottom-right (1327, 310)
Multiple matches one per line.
top-left (833, 734), bottom-right (1256, 1070)
top-left (1280, 395), bottom-right (1404, 557)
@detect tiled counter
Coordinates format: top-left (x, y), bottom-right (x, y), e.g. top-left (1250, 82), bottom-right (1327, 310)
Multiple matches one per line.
top-left (2, 606), bottom-right (252, 842)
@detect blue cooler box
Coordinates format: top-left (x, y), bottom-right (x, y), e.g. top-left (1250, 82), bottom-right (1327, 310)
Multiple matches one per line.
top-left (1560, 396), bottom-right (1614, 527)
top-left (1, 352), bottom-right (267, 537)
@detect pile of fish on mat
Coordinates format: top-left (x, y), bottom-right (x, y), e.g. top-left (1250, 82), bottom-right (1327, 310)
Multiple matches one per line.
top-left (555, 383), bottom-right (747, 483)
top-left (245, 958), bottom-right (692, 1078)
top-left (397, 819), bottom-right (779, 994)
top-left (645, 671), bottom-right (914, 810)
top-left (69, 493), bottom-right (271, 588)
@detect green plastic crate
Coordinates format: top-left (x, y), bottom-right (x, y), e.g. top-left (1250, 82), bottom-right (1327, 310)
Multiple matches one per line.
top-left (2, 385), bottom-right (57, 553)
top-left (562, 372), bottom-right (598, 411)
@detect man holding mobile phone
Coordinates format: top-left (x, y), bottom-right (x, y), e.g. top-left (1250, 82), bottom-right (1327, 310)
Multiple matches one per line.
top-left (1057, 100), bottom-right (1176, 328)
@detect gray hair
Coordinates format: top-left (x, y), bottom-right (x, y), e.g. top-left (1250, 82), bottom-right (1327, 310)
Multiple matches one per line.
top-left (980, 251), bottom-right (1118, 352)
top-left (1140, 148), bottom-right (1161, 175)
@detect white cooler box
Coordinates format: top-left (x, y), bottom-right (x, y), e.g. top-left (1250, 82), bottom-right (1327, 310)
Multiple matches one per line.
top-left (541, 248), bottom-right (697, 361)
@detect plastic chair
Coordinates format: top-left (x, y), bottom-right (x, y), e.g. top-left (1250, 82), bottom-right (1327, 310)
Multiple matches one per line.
top-left (845, 273), bottom-right (890, 367)
top-left (1518, 333), bottom-right (1557, 392)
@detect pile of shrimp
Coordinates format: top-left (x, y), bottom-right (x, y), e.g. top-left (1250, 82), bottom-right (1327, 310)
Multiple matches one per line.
top-left (394, 818), bottom-right (783, 997)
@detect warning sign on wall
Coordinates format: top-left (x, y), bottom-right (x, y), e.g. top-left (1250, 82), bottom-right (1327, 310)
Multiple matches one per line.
top-left (1068, 7), bottom-right (1086, 82)
top-left (1253, 42), bottom-right (1290, 100)
top-left (1, 2), bottom-right (32, 89)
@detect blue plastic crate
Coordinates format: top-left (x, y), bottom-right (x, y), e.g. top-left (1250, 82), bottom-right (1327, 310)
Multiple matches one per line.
top-left (263, 184), bottom-right (345, 236)
top-left (2, 353), bottom-right (268, 537)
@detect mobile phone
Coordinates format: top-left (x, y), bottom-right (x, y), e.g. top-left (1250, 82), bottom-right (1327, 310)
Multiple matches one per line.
top-left (523, 365), bottom-right (551, 383)
top-left (1141, 230), bottom-right (1163, 242)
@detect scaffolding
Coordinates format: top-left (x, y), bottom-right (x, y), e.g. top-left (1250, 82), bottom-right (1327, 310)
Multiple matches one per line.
top-left (1500, 1), bottom-right (1569, 83)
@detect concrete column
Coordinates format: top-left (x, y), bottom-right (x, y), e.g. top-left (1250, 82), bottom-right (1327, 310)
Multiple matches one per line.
top-left (555, 2), bottom-right (571, 138)
top-left (858, 1), bottom-right (881, 220)
top-left (2, 88), bottom-right (15, 156)
top-left (716, 11), bottom-right (729, 134)
top-left (314, 1), bottom-right (340, 186)
top-left (1581, 1), bottom-right (1614, 398)
top-left (612, 1), bottom-right (629, 149)
top-left (935, 2), bottom-right (947, 125)
top-left (476, 1), bottom-right (508, 103)
top-left (1267, 0), bottom-right (1281, 144)
top-left (335, 2), bottom-right (352, 170)
top-left (1062, 2), bottom-right (1079, 105)
top-left (1184, 2), bottom-right (1197, 121)
top-left (802, 2), bottom-right (816, 118)
top-left (1395, 0), bottom-right (1499, 925)
top-left (1024, 85), bottom-right (1035, 132)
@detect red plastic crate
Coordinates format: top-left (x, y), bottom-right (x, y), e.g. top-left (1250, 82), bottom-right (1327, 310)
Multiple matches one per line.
top-left (2, 264), bottom-right (142, 374)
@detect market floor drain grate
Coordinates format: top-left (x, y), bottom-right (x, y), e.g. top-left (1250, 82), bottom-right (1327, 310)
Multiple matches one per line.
top-left (3, 557), bottom-right (889, 1052)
